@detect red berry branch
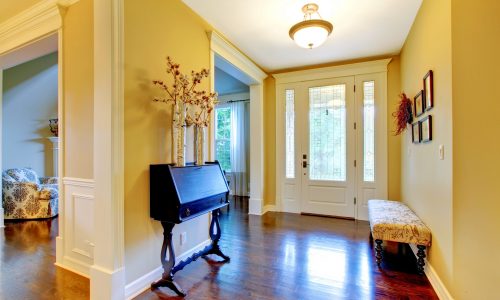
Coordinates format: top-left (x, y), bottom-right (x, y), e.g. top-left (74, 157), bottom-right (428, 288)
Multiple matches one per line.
top-left (392, 93), bottom-right (413, 136)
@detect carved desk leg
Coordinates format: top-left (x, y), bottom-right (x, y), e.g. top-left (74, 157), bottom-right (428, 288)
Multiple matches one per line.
top-left (416, 245), bottom-right (426, 275)
top-left (203, 209), bottom-right (230, 261)
top-left (375, 239), bottom-right (383, 266)
top-left (151, 222), bottom-right (186, 297)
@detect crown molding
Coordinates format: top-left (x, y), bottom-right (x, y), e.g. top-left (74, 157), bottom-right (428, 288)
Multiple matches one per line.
top-left (208, 31), bottom-right (267, 83)
top-left (0, 0), bottom-right (80, 56)
top-left (272, 58), bottom-right (392, 84)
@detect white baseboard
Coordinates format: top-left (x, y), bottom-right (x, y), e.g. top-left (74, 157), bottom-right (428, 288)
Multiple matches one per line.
top-left (55, 255), bottom-right (91, 278)
top-left (263, 204), bottom-right (276, 215)
top-left (90, 265), bottom-right (126, 300)
top-left (248, 197), bottom-right (263, 215)
top-left (124, 238), bottom-right (212, 300)
top-left (409, 244), bottom-right (454, 300)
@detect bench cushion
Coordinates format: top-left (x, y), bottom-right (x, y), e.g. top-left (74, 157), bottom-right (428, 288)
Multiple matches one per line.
top-left (368, 199), bottom-right (431, 246)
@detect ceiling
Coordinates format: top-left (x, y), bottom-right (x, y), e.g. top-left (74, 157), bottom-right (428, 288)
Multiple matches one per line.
top-left (0, 34), bottom-right (58, 69)
top-left (215, 67), bottom-right (249, 96)
top-left (183, 0), bottom-right (422, 72)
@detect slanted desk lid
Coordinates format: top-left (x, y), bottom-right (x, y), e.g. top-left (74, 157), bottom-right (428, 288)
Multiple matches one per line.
top-left (169, 164), bottom-right (228, 204)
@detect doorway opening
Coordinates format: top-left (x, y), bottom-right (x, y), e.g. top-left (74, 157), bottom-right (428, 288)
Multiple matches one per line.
top-left (0, 33), bottom-right (79, 298)
top-left (214, 56), bottom-right (251, 211)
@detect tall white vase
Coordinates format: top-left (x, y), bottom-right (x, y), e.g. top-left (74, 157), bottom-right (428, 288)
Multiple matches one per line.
top-left (176, 101), bottom-right (186, 167)
top-left (194, 126), bottom-right (205, 165)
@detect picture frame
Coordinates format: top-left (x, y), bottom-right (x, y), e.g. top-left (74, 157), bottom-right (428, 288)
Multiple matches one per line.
top-left (412, 122), bottom-right (421, 144)
top-left (414, 90), bottom-right (425, 117)
top-left (423, 70), bottom-right (433, 111)
top-left (420, 115), bottom-right (432, 143)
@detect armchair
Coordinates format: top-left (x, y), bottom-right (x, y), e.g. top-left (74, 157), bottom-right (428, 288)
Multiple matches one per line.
top-left (2, 168), bottom-right (58, 219)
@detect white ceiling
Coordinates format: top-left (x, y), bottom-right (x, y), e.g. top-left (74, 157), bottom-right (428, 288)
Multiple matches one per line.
top-left (183, 0), bottom-right (422, 72)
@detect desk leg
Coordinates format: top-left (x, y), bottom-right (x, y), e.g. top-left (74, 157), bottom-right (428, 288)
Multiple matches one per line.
top-left (151, 222), bottom-right (186, 297)
top-left (203, 209), bottom-right (230, 261)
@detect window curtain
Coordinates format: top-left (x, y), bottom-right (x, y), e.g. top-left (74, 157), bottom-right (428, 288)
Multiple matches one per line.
top-left (229, 102), bottom-right (248, 196)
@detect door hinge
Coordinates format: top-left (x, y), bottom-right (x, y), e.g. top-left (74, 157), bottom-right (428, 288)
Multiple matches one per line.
top-left (354, 85), bottom-right (356, 92)
top-left (354, 160), bottom-right (357, 167)
top-left (354, 122), bottom-right (357, 130)
top-left (354, 197), bottom-right (357, 205)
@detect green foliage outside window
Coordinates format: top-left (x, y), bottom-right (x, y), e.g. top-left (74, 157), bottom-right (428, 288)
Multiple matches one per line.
top-left (215, 107), bottom-right (231, 172)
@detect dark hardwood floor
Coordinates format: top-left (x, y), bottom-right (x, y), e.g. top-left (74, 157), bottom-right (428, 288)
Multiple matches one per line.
top-left (0, 197), bottom-right (437, 299)
top-left (0, 217), bottom-right (89, 300)
top-left (137, 197), bottom-right (438, 300)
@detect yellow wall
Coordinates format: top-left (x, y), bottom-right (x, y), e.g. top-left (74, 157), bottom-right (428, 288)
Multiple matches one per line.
top-left (124, 0), bottom-right (214, 285)
top-left (387, 57), bottom-right (401, 200)
top-left (451, 0), bottom-right (500, 298)
top-left (263, 76), bottom-right (276, 206)
top-left (400, 0), bottom-right (453, 289)
top-left (0, 0), bottom-right (41, 23)
top-left (62, 0), bottom-right (94, 179)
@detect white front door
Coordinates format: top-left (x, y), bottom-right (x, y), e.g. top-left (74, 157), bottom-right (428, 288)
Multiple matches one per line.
top-left (278, 72), bottom-right (387, 220)
top-left (299, 77), bottom-right (356, 217)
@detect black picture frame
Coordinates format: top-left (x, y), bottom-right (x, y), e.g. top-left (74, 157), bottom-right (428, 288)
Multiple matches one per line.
top-left (423, 70), bottom-right (433, 111)
top-left (412, 122), bottom-right (421, 144)
top-left (420, 115), bottom-right (432, 143)
top-left (414, 90), bottom-right (425, 117)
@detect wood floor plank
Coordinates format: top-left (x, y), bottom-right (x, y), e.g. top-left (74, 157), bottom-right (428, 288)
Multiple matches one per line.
top-left (0, 196), bottom-right (437, 299)
top-left (136, 197), bottom-right (438, 299)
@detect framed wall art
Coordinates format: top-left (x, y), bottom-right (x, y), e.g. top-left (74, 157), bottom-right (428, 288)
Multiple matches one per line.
top-left (414, 90), bottom-right (425, 117)
top-left (412, 122), bottom-right (421, 144)
top-left (423, 70), bottom-right (433, 111)
top-left (420, 115), bottom-right (432, 143)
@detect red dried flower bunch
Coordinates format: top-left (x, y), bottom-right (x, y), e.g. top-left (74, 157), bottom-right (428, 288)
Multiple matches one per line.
top-left (392, 93), bottom-right (413, 135)
top-left (153, 56), bottom-right (218, 127)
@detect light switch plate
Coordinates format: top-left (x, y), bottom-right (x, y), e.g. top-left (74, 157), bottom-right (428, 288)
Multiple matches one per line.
top-left (439, 145), bottom-right (444, 160)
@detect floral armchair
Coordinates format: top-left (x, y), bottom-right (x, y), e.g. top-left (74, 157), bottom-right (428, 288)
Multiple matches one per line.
top-left (2, 168), bottom-right (58, 219)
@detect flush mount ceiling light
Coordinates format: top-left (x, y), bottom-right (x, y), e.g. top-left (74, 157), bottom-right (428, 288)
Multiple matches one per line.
top-left (289, 3), bottom-right (333, 49)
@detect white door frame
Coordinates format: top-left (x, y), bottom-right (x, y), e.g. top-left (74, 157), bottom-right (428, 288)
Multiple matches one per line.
top-left (0, 0), bottom-right (74, 243)
top-left (208, 31), bottom-right (267, 215)
top-left (273, 59), bottom-right (391, 219)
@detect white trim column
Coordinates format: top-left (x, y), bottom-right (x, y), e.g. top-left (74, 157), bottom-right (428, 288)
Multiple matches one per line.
top-left (208, 31), bottom-right (267, 215)
top-left (90, 0), bottom-right (125, 299)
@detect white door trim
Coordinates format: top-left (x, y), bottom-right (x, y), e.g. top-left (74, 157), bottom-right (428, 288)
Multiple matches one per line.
top-left (90, 0), bottom-right (126, 299)
top-left (274, 59), bottom-right (391, 216)
top-left (0, 0), bottom-right (77, 251)
top-left (208, 31), bottom-right (268, 215)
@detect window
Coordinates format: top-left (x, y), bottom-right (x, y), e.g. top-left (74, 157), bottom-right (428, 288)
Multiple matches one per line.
top-left (215, 107), bottom-right (231, 171)
top-left (309, 85), bottom-right (346, 181)
top-left (285, 89), bottom-right (295, 178)
top-left (363, 81), bottom-right (375, 182)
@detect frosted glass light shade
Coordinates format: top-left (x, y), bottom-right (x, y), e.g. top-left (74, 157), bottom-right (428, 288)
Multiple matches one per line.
top-left (289, 20), bottom-right (333, 49)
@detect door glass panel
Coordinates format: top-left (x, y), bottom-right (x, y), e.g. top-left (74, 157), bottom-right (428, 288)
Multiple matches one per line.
top-left (285, 89), bottom-right (295, 178)
top-left (363, 81), bottom-right (375, 182)
top-left (309, 85), bottom-right (346, 181)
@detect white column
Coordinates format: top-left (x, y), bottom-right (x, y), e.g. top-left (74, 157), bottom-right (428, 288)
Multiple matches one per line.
top-left (48, 137), bottom-right (59, 176)
top-left (90, 0), bottom-right (125, 299)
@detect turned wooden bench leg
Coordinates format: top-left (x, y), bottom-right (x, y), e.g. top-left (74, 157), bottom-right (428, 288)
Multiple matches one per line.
top-left (416, 245), bottom-right (426, 275)
top-left (375, 239), bottom-right (383, 266)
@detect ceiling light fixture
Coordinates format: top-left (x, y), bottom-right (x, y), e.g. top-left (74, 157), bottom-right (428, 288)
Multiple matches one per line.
top-left (289, 3), bottom-right (333, 49)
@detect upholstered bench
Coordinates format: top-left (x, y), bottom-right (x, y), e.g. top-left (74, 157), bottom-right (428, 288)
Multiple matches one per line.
top-left (367, 199), bottom-right (431, 274)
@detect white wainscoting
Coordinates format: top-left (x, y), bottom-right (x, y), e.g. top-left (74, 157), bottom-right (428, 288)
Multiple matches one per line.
top-left (56, 177), bottom-right (95, 277)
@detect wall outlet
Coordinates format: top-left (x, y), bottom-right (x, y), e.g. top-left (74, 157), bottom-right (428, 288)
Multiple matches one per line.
top-left (180, 232), bottom-right (187, 245)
